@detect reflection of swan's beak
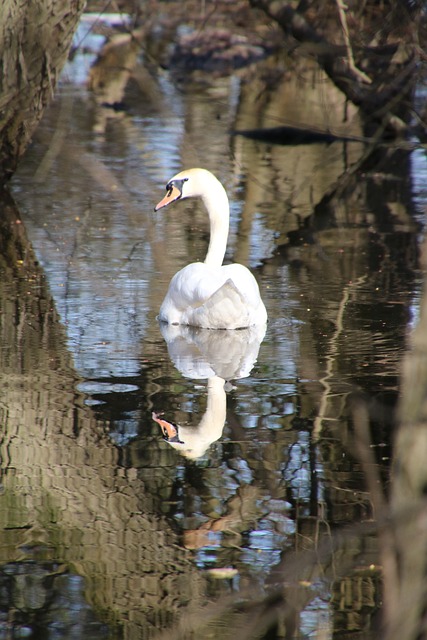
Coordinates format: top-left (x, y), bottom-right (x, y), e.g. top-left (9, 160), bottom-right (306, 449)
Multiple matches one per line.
top-left (154, 185), bottom-right (181, 211)
top-left (152, 412), bottom-right (183, 443)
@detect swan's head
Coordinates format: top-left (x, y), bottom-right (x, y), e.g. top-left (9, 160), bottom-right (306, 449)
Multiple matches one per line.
top-left (152, 411), bottom-right (212, 460)
top-left (154, 168), bottom-right (220, 211)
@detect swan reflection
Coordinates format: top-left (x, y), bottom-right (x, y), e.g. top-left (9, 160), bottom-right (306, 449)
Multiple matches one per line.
top-left (152, 323), bottom-right (266, 459)
top-left (159, 322), bottom-right (266, 380)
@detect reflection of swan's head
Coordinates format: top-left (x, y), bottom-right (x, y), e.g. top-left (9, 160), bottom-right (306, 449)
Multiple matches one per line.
top-left (152, 376), bottom-right (227, 460)
top-left (153, 409), bottom-right (222, 460)
top-left (160, 425), bottom-right (216, 461)
top-left (154, 168), bottom-right (224, 211)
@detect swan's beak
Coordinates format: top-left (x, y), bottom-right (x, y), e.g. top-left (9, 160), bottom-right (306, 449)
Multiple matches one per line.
top-left (154, 184), bottom-right (182, 211)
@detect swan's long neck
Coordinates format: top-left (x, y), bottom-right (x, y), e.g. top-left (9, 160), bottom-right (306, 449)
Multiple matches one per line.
top-left (202, 182), bottom-right (230, 268)
top-left (199, 376), bottom-right (227, 433)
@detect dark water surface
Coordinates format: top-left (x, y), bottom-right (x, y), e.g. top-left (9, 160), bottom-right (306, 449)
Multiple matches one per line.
top-left (2, 12), bottom-right (426, 640)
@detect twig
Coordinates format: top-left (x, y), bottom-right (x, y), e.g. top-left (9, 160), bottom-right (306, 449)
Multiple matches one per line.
top-left (335, 0), bottom-right (372, 84)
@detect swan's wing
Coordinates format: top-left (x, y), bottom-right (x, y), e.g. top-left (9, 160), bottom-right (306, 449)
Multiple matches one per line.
top-left (166, 263), bottom-right (224, 307)
top-left (221, 264), bottom-right (264, 307)
top-left (185, 279), bottom-right (250, 329)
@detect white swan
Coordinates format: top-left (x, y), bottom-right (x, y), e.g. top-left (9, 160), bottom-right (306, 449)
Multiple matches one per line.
top-left (154, 168), bottom-right (268, 329)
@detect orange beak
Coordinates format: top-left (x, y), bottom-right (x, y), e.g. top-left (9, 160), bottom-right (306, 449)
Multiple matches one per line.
top-left (154, 185), bottom-right (182, 211)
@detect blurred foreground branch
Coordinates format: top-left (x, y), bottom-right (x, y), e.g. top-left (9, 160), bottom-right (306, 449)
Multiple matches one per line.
top-left (389, 237), bottom-right (427, 640)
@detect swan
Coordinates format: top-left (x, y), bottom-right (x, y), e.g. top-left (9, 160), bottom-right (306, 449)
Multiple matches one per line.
top-left (154, 168), bottom-right (268, 330)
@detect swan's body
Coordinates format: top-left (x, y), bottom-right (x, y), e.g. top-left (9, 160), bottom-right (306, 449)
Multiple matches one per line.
top-left (155, 168), bottom-right (267, 329)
